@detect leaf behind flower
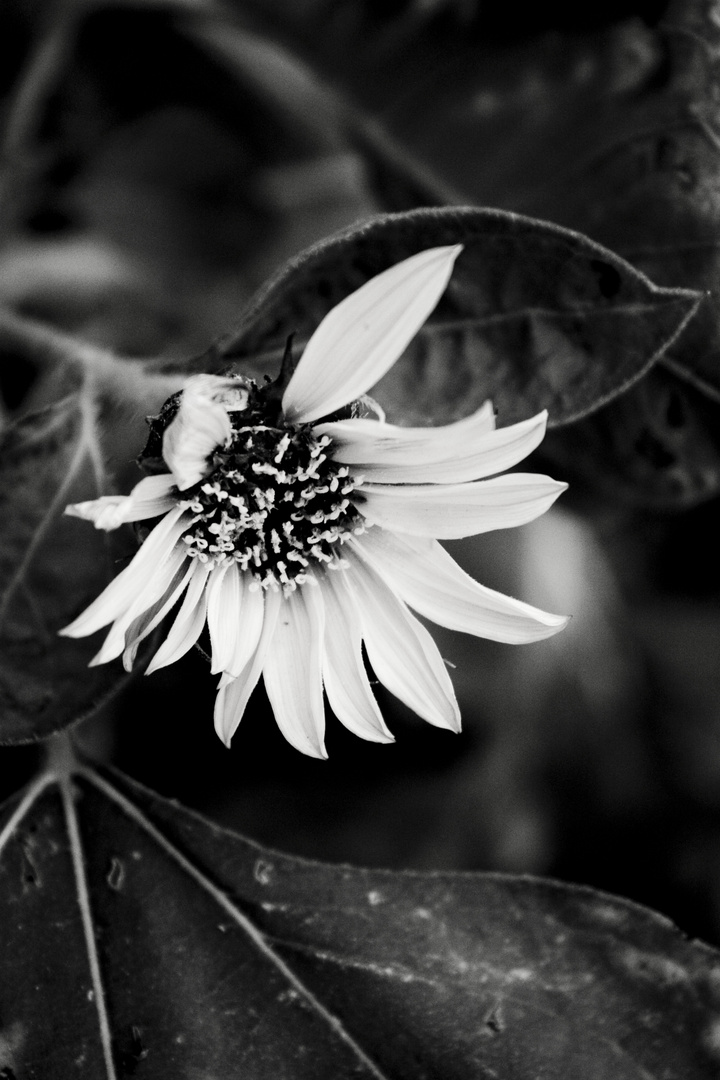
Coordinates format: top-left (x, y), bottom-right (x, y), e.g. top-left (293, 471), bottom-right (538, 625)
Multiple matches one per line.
top-left (195, 207), bottom-right (701, 428)
top-left (0, 383), bottom-right (135, 744)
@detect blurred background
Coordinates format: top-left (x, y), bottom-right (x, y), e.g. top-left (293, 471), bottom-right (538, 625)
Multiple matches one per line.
top-left (5, 0), bottom-right (720, 951)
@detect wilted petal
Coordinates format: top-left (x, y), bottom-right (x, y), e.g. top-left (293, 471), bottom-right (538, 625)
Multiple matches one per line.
top-left (163, 375), bottom-right (248, 491)
top-left (357, 473), bottom-right (567, 538)
top-left (282, 245), bottom-right (463, 425)
top-left (65, 474), bottom-right (177, 531)
top-left (321, 411), bottom-right (547, 485)
top-left (213, 588), bottom-right (281, 747)
top-left (321, 569), bottom-right (394, 743)
top-left (262, 584), bottom-right (327, 759)
top-left (60, 505), bottom-right (191, 638)
top-left (145, 560), bottom-right (212, 673)
top-left (352, 528), bottom-right (568, 643)
top-left (346, 556), bottom-right (460, 731)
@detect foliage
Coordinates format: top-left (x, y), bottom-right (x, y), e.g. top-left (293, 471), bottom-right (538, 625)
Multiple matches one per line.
top-left (1, 0), bottom-right (720, 1075)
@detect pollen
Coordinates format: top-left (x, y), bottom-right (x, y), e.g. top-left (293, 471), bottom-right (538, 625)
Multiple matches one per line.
top-left (170, 385), bottom-right (364, 591)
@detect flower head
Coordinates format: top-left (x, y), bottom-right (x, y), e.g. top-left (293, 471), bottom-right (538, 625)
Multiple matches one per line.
top-left (61, 246), bottom-right (568, 758)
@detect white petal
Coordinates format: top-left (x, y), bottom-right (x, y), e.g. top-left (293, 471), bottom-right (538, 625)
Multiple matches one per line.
top-left (226, 580), bottom-right (265, 678)
top-left (262, 584), bottom-right (327, 759)
top-left (346, 556), bottom-right (460, 731)
top-left (206, 563), bottom-right (266, 678)
top-left (145, 561), bottom-right (212, 673)
top-left (282, 245), bottom-right (463, 425)
top-left (65, 474), bottom-right (177, 531)
top-left (315, 401), bottom-right (496, 468)
top-left (163, 375), bottom-right (247, 490)
top-left (320, 410), bottom-right (547, 485)
top-left (357, 473), bottom-right (567, 539)
top-left (122, 560), bottom-right (196, 670)
top-left (206, 562), bottom-right (237, 673)
top-left (59, 505), bottom-right (191, 638)
top-left (321, 569), bottom-right (394, 743)
top-left (351, 529), bottom-right (569, 643)
top-left (213, 588), bottom-right (281, 747)
top-left (89, 545), bottom-right (188, 666)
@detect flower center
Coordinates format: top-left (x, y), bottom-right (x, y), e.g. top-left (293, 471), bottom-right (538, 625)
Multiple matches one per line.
top-left (176, 412), bottom-right (364, 591)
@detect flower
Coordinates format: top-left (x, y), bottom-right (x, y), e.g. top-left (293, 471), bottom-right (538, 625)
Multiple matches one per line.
top-left (60, 246), bottom-right (568, 758)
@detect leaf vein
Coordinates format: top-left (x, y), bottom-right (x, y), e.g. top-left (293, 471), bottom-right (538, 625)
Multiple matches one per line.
top-left (60, 771), bottom-right (118, 1080)
top-left (0, 390), bottom-right (99, 630)
top-left (81, 766), bottom-right (392, 1080)
top-left (0, 772), bottom-right (54, 859)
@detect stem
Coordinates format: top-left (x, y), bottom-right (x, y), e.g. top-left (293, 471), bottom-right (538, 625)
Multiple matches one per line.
top-left (0, 304), bottom-right (93, 371)
top-left (42, 727), bottom-right (79, 780)
top-left (0, 306), bottom-right (185, 410)
top-left (0, 1), bottom-right (80, 239)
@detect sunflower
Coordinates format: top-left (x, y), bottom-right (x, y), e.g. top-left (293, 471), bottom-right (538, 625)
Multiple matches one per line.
top-left (61, 246), bottom-right (567, 757)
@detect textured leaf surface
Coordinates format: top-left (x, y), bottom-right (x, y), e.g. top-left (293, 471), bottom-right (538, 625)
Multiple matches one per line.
top-left (226, 0), bottom-right (720, 505)
top-left (2, 758), bottom-right (720, 1078)
top-left (200, 207), bottom-right (699, 428)
top-left (229, 0), bottom-right (717, 394)
top-left (0, 386), bottom-right (136, 745)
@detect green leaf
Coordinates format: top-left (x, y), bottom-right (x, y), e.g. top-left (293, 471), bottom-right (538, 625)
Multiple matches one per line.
top-left (0, 388), bottom-right (136, 745)
top-left (200, 207), bottom-right (700, 428)
top-left (2, 751), bottom-right (720, 1077)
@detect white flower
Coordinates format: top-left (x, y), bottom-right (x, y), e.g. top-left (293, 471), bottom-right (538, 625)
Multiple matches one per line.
top-left (60, 246), bottom-right (568, 758)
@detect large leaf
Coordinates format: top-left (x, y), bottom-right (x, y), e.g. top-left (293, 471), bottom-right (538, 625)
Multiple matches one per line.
top-left (2, 748), bottom-right (720, 1078)
top-left (0, 375), bottom-right (147, 746)
top-left (216, 0), bottom-right (720, 505)
top-left (540, 363), bottom-right (720, 507)
top-left (194, 207), bottom-right (700, 428)
top-left (224, 1), bottom-right (718, 393)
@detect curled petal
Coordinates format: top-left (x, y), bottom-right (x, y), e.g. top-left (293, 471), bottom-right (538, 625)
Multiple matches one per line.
top-left (282, 245), bottom-right (462, 425)
top-left (351, 528), bottom-right (568, 643)
top-left (163, 375), bottom-right (248, 491)
top-left (65, 474), bottom-right (177, 531)
top-left (357, 473), bottom-right (567, 539)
